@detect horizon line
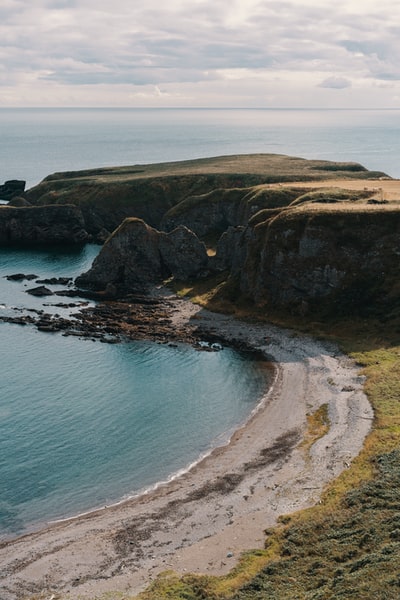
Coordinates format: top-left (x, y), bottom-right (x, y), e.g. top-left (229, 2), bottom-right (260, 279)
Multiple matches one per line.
top-left (0, 106), bottom-right (400, 111)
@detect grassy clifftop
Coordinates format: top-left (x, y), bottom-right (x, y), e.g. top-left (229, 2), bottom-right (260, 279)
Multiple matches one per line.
top-left (25, 154), bottom-right (387, 235)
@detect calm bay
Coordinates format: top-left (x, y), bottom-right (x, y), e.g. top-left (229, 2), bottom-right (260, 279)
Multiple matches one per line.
top-left (1, 107), bottom-right (399, 538)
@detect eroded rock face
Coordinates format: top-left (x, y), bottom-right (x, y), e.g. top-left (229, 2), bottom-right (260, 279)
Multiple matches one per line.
top-left (0, 204), bottom-right (89, 245)
top-left (76, 219), bottom-right (163, 291)
top-left (209, 226), bottom-right (246, 272)
top-left (237, 207), bottom-right (400, 315)
top-left (76, 219), bottom-right (208, 292)
top-left (159, 226), bottom-right (208, 280)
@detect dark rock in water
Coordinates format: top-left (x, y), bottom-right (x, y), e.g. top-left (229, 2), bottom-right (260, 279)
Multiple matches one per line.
top-left (26, 285), bottom-right (54, 297)
top-left (0, 180), bottom-right (26, 201)
top-left (5, 273), bottom-right (38, 281)
top-left (36, 277), bottom-right (72, 285)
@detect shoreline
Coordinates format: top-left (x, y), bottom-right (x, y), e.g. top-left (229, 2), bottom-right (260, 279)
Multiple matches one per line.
top-left (0, 294), bottom-right (373, 600)
top-left (43, 362), bottom-right (276, 532)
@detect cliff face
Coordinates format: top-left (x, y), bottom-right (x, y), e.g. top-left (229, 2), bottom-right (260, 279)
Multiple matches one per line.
top-left (0, 204), bottom-right (89, 245)
top-left (160, 187), bottom-right (301, 237)
top-left (75, 199), bottom-right (400, 319)
top-left (236, 206), bottom-right (400, 316)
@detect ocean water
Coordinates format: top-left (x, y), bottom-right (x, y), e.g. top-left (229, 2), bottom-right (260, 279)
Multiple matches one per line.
top-left (0, 108), bottom-right (400, 189)
top-left (1, 107), bottom-right (398, 539)
top-left (0, 246), bottom-right (269, 538)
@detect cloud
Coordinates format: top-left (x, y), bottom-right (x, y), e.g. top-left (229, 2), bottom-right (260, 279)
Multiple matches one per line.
top-left (318, 76), bottom-right (352, 89)
top-left (1, 0), bottom-right (400, 106)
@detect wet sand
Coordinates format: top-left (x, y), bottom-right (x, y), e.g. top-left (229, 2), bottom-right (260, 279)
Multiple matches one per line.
top-left (0, 296), bottom-right (373, 600)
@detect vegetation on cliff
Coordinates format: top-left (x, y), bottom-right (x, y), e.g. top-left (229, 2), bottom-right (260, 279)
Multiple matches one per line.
top-left (24, 154), bottom-right (387, 240)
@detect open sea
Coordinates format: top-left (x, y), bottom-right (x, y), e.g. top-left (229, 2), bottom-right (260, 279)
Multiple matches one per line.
top-left (0, 107), bottom-right (399, 539)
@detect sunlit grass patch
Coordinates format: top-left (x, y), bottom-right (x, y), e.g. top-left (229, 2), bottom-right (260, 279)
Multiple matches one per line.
top-left (300, 404), bottom-right (330, 457)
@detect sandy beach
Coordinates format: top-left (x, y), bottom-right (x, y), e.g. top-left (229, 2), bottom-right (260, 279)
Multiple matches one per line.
top-left (0, 296), bottom-right (373, 600)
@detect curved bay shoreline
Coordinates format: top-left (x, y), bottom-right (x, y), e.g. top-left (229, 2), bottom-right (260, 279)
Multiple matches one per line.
top-left (0, 293), bottom-right (373, 600)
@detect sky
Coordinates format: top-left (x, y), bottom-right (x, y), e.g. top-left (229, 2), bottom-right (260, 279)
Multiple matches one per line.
top-left (1, 0), bottom-right (400, 108)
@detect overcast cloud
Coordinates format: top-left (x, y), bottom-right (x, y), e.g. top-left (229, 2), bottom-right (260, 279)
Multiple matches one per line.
top-left (0, 0), bottom-right (399, 106)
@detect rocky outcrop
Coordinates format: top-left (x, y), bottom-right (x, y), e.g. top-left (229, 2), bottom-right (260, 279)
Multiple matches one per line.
top-left (235, 206), bottom-right (400, 316)
top-left (0, 204), bottom-right (89, 245)
top-left (209, 226), bottom-right (247, 272)
top-left (76, 218), bottom-right (208, 292)
top-left (0, 180), bottom-right (26, 201)
top-left (159, 225), bottom-right (209, 280)
top-left (76, 200), bottom-right (400, 318)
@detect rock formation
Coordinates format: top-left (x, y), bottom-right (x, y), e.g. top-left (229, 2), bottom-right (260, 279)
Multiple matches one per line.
top-left (0, 204), bottom-right (89, 245)
top-left (3, 155), bottom-right (396, 319)
top-left (0, 180), bottom-right (26, 201)
top-left (232, 206), bottom-right (400, 316)
top-left (76, 218), bottom-right (208, 292)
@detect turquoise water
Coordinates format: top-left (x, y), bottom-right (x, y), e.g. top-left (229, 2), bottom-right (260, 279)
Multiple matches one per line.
top-left (1, 107), bottom-right (398, 539)
top-left (1, 108), bottom-right (400, 188)
top-left (0, 247), bottom-right (269, 539)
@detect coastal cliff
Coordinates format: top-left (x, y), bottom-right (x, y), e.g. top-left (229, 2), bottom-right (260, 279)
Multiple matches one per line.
top-left (2, 153), bottom-right (397, 317)
top-left (236, 205), bottom-right (400, 316)
top-left (75, 198), bottom-right (399, 318)
top-left (0, 204), bottom-right (88, 245)
top-left (24, 153), bottom-right (385, 240)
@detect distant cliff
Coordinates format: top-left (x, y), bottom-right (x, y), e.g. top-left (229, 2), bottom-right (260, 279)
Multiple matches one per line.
top-left (0, 204), bottom-right (88, 245)
top-left (25, 154), bottom-right (386, 241)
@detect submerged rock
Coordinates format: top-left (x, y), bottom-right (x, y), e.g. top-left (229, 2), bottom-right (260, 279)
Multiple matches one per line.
top-left (26, 286), bottom-right (54, 297)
